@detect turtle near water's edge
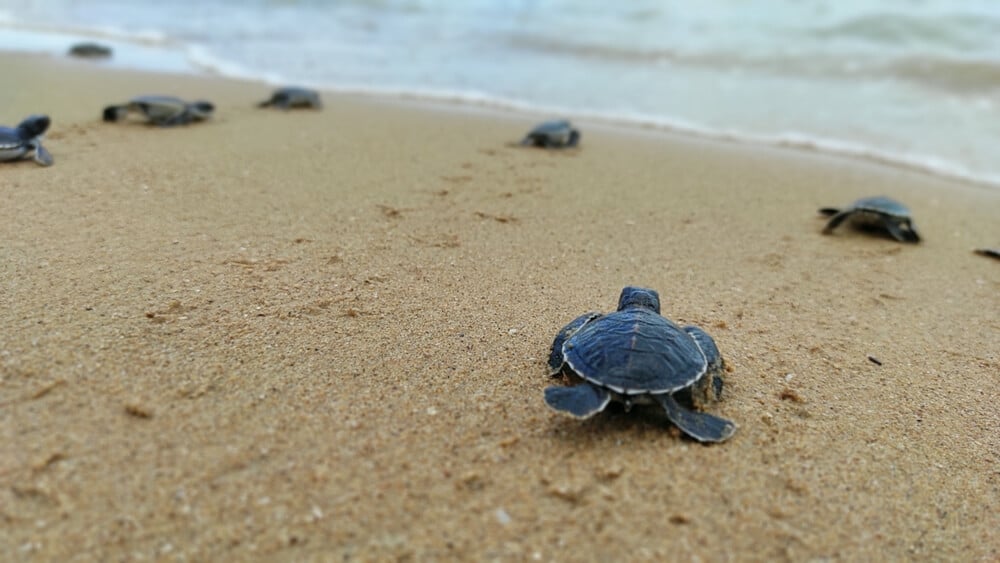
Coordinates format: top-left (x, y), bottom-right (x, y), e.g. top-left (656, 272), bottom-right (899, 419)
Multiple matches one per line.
top-left (819, 195), bottom-right (920, 243)
top-left (258, 87), bottom-right (322, 110)
top-left (521, 120), bottom-right (580, 149)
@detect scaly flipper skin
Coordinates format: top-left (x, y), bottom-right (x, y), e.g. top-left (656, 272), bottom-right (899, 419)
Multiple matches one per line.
top-left (654, 393), bottom-right (736, 443)
top-left (544, 384), bottom-right (611, 419)
top-left (32, 143), bottom-right (53, 166)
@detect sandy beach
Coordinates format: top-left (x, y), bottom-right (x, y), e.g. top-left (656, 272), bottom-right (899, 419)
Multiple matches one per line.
top-left (1, 54), bottom-right (998, 561)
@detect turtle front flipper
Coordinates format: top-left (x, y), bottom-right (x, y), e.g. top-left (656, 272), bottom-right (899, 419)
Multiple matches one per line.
top-left (544, 384), bottom-right (611, 419)
top-left (547, 312), bottom-right (602, 375)
top-left (102, 105), bottom-right (128, 122)
top-left (821, 210), bottom-right (852, 234)
top-left (654, 393), bottom-right (736, 443)
top-left (32, 143), bottom-right (53, 167)
top-left (883, 218), bottom-right (920, 243)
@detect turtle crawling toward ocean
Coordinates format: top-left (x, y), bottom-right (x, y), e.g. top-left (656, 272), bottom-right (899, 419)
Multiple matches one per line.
top-left (68, 42), bottom-right (112, 59)
top-left (819, 195), bottom-right (920, 242)
top-left (258, 87), bottom-right (322, 110)
top-left (0, 115), bottom-right (53, 166)
top-left (545, 286), bottom-right (737, 443)
top-left (521, 120), bottom-right (580, 149)
top-left (103, 95), bottom-right (215, 126)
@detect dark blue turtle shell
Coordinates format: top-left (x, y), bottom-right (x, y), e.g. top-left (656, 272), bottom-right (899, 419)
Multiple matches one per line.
top-left (547, 311), bottom-right (602, 374)
top-left (849, 196), bottom-right (911, 218)
top-left (562, 307), bottom-right (708, 395)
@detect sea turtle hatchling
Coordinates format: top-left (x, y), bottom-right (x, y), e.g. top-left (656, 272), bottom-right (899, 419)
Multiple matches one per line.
top-left (68, 42), bottom-right (112, 58)
top-left (545, 286), bottom-right (737, 443)
top-left (258, 87), bottom-right (322, 110)
top-left (819, 195), bottom-right (920, 242)
top-left (0, 115), bottom-right (53, 166)
top-left (520, 120), bottom-right (580, 149)
top-left (103, 95), bottom-right (215, 126)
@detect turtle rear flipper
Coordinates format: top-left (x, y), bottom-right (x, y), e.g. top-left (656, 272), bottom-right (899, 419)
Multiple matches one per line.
top-left (544, 384), bottom-right (610, 419)
top-left (818, 207), bottom-right (841, 217)
top-left (655, 393), bottom-right (736, 443)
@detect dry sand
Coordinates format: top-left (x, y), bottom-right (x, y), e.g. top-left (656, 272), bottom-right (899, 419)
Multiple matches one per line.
top-left (1, 54), bottom-right (998, 561)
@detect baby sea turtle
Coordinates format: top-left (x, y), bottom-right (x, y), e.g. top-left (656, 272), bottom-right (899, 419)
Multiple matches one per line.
top-left (68, 42), bottom-right (112, 58)
top-left (545, 286), bottom-right (737, 443)
top-left (521, 120), bottom-right (580, 149)
top-left (103, 96), bottom-right (215, 126)
top-left (258, 87), bottom-right (322, 109)
top-left (974, 248), bottom-right (1000, 260)
top-left (819, 195), bottom-right (920, 242)
top-left (0, 115), bottom-right (53, 166)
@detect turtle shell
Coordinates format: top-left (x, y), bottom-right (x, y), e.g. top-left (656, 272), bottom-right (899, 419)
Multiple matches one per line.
top-left (130, 96), bottom-right (189, 120)
top-left (0, 127), bottom-right (23, 150)
top-left (523, 120), bottom-right (579, 147)
top-left (562, 307), bottom-right (707, 395)
top-left (850, 196), bottom-right (911, 218)
top-left (265, 87), bottom-right (321, 107)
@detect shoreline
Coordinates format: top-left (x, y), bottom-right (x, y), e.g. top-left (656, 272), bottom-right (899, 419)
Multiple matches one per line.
top-left (4, 45), bottom-right (1000, 192)
top-left (1, 53), bottom-right (998, 561)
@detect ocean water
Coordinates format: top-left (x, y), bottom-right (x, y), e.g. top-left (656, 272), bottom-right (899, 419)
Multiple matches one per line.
top-left (2, 0), bottom-right (999, 188)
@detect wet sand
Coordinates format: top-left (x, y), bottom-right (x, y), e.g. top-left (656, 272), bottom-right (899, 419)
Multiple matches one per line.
top-left (1, 54), bottom-right (998, 561)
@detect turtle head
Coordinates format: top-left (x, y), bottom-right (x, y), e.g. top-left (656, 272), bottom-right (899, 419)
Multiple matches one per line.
top-left (17, 115), bottom-right (50, 140)
top-left (189, 101), bottom-right (215, 119)
top-left (617, 286), bottom-right (660, 313)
